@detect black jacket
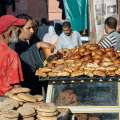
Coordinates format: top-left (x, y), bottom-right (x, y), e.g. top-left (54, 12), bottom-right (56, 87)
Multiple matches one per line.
top-left (10, 40), bottom-right (46, 94)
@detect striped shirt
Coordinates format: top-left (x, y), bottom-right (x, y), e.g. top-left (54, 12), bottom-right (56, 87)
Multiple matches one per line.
top-left (98, 31), bottom-right (120, 49)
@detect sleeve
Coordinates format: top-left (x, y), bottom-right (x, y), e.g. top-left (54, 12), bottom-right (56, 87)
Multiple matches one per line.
top-left (98, 36), bottom-right (112, 48)
top-left (77, 32), bottom-right (82, 46)
top-left (7, 53), bottom-right (24, 85)
top-left (54, 37), bottom-right (63, 52)
top-left (43, 34), bottom-right (47, 42)
top-left (20, 44), bottom-right (44, 72)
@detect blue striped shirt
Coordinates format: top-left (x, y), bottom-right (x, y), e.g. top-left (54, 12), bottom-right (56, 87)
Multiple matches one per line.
top-left (99, 31), bottom-right (120, 49)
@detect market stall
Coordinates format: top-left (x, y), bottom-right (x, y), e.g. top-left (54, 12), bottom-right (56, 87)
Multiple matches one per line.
top-left (36, 44), bottom-right (120, 120)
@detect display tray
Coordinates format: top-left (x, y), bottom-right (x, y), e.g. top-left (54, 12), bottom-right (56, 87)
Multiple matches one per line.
top-left (38, 75), bottom-right (120, 84)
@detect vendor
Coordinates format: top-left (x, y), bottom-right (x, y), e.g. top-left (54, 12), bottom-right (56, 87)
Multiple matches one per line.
top-left (0, 15), bottom-right (26, 99)
top-left (55, 21), bottom-right (82, 52)
top-left (98, 17), bottom-right (120, 49)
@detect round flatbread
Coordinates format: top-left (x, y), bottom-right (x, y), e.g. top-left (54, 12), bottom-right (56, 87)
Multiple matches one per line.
top-left (2, 110), bottom-right (19, 119)
top-left (0, 105), bottom-right (14, 112)
top-left (0, 100), bottom-right (19, 112)
top-left (3, 98), bottom-right (20, 107)
top-left (17, 93), bottom-right (36, 103)
top-left (34, 95), bottom-right (43, 102)
top-left (23, 117), bottom-right (35, 120)
top-left (36, 103), bottom-right (57, 113)
top-left (9, 95), bottom-right (25, 102)
top-left (23, 103), bottom-right (35, 108)
top-left (37, 116), bottom-right (57, 120)
top-left (17, 106), bottom-right (35, 117)
top-left (0, 115), bottom-right (18, 120)
top-left (10, 87), bottom-right (31, 95)
top-left (37, 111), bottom-right (59, 117)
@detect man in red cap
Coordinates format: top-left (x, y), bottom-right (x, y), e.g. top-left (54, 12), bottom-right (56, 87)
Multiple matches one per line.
top-left (0, 15), bottom-right (26, 100)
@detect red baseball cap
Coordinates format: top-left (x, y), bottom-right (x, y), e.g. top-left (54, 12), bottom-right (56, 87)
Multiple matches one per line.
top-left (0, 15), bottom-right (26, 34)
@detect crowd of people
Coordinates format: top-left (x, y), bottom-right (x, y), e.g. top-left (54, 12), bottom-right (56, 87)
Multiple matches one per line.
top-left (0, 13), bottom-right (120, 101)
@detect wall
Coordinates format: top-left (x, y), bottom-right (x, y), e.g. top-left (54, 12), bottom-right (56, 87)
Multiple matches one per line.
top-left (48, 0), bottom-right (62, 20)
top-left (7, 0), bottom-right (48, 21)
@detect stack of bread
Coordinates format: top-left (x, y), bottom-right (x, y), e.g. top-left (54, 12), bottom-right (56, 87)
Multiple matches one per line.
top-left (0, 110), bottom-right (19, 120)
top-left (0, 87), bottom-right (43, 120)
top-left (36, 44), bottom-right (120, 77)
top-left (0, 87), bottom-right (69, 120)
top-left (36, 103), bottom-right (59, 120)
top-left (17, 105), bottom-right (36, 120)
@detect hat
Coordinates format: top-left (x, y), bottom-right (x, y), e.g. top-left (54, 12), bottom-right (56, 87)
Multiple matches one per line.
top-left (0, 15), bottom-right (26, 34)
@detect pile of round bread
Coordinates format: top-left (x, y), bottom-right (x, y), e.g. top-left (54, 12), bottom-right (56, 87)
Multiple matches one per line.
top-left (36, 103), bottom-right (59, 120)
top-left (0, 87), bottom-right (59, 120)
top-left (36, 44), bottom-right (120, 77)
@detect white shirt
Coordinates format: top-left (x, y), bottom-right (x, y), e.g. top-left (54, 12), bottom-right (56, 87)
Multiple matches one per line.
top-left (55, 31), bottom-right (82, 51)
top-left (43, 26), bottom-right (58, 45)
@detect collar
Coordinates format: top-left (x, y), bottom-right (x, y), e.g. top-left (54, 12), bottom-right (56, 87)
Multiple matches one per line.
top-left (108, 30), bottom-right (115, 35)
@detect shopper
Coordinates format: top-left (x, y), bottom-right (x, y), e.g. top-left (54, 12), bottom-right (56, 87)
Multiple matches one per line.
top-left (43, 26), bottom-right (58, 45)
top-left (99, 17), bottom-right (120, 49)
top-left (0, 15), bottom-right (26, 98)
top-left (37, 18), bottom-right (48, 40)
top-left (10, 14), bottom-right (53, 94)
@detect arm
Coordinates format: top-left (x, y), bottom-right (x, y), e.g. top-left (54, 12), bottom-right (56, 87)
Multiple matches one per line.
top-left (77, 32), bottom-right (82, 46)
top-left (36, 41), bottom-right (55, 58)
top-left (36, 41), bottom-right (54, 50)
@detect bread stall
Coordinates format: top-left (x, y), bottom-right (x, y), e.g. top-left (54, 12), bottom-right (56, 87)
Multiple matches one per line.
top-left (36, 44), bottom-right (120, 120)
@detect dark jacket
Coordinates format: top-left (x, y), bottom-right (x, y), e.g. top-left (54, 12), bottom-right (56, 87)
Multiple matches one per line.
top-left (10, 40), bottom-right (46, 94)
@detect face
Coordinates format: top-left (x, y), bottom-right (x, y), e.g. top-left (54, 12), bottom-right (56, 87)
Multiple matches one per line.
top-left (20, 20), bottom-right (34, 40)
top-left (3, 26), bottom-right (20, 43)
top-left (9, 26), bottom-right (20, 43)
top-left (63, 27), bottom-right (72, 36)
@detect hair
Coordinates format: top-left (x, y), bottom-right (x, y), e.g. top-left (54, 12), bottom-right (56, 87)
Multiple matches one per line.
top-left (62, 21), bottom-right (71, 28)
top-left (16, 13), bottom-right (32, 21)
top-left (41, 18), bottom-right (48, 24)
top-left (105, 17), bottom-right (117, 29)
top-left (2, 26), bottom-right (15, 42)
top-left (32, 19), bottom-right (39, 33)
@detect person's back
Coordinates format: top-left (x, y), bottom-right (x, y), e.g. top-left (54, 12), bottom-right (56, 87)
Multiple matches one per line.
top-left (114, 32), bottom-right (120, 51)
top-left (99, 17), bottom-right (120, 49)
top-left (37, 18), bottom-right (48, 40)
top-left (43, 26), bottom-right (58, 45)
